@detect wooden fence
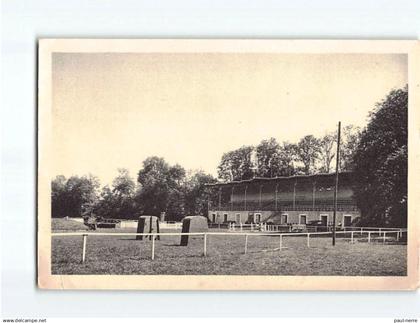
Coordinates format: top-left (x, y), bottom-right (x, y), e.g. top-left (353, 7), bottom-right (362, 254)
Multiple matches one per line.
top-left (52, 229), bottom-right (405, 263)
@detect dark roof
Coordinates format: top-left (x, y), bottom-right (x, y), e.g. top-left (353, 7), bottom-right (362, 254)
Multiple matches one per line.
top-left (205, 171), bottom-right (353, 187)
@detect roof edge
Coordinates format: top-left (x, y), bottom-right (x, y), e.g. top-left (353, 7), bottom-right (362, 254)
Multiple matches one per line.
top-left (205, 171), bottom-right (353, 186)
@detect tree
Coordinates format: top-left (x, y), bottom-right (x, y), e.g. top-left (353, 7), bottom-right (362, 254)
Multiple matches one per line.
top-left (51, 175), bottom-right (67, 218)
top-left (255, 138), bottom-right (297, 177)
top-left (95, 169), bottom-right (137, 219)
top-left (51, 174), bottom-right (100, 217)
top-left (255, 138), bottom-right (280, 177)
top-left (217, 146), bottom-right (255, 181)
top-left (340, 125), bottom-right (361, 171)
top-left (136, 156), bottom-right (186, 220)
top-left (112, 168), bottom-right (135, 196)
top-left (319, 132), bottom-right (336, 173)
top-left (184, 171), bottom-right (217, 216)
top-left (295, 135), bottom-right (322, 175)
top-left (353, 86), bottom-right (407, 227)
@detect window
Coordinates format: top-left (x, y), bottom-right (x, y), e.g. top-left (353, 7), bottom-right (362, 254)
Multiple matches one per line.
top-left (212, 214), bottom-right (216, 223)
top-left (224, 214), bottom-right (228, 223)
top-left (254, 213), bottom-right (261, 223)
top-left (235, 213), bottom-right (241, 223)
top-left (320, 214), bottom-right (328, 226)
top-left (299, 214), bottom-right (307, 224)
top-left (281, 214), bottom-right (288, 224)
top-left (343, 215), bottom-right (352, 227)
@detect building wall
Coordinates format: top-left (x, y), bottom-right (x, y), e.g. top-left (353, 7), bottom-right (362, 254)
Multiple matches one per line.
top-left (208, 209), bottom-right (360, 228)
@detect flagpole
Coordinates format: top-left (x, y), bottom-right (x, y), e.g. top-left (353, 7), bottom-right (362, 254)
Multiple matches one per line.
top-left (332, 121), bottom-right (341, 246)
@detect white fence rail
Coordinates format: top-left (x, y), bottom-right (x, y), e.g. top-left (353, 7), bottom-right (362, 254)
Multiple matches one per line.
top-left (228, 222), bottom-right (406, 233)
top-left (52, 229), bottom-right (405, 263)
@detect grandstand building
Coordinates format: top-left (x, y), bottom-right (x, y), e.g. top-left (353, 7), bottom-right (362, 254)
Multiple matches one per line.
top-left (206, 172), bottom-right (360, 228)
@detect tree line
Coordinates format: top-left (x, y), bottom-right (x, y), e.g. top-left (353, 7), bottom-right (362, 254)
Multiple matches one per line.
top-left (52, 159), bottom-right (217, 221)
top-left (217, 125), bottom-right (361, 182)
top-left (52, 86), bottom-right (407, 227)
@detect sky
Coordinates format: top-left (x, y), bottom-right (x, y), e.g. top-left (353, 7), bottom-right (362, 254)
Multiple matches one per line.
top-left (52, 53), bottom-right (407, 185)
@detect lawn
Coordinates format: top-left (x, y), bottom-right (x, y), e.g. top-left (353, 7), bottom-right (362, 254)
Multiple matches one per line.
top-left (51, 227), bottom-right (407, 276)
top-left (51, 218), bottom-right (88, 231)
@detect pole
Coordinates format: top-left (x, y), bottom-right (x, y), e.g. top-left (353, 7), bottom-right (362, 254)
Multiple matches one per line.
top-left (151, 234), bottom-right (156, 260)
top-left (204, 233), bottom-right (207, 256)
top-left (279, 234), bottom-right (283, 250)
top-left (332, 121), bottom-right (341, 246)
top-left (307, 233), bottom-right (310, 248)
top-left (244, 234), bottom-right (248, 254)
top-left (81, 234), bottom-right (87, 263)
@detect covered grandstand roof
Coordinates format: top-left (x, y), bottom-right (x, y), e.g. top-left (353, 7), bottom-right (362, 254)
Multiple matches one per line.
top-left (205, 171), bottom-right (354, 187)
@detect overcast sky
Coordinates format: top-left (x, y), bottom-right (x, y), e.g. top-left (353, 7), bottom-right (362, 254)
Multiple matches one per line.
top-left (52, 53), bottom-right (407, 185)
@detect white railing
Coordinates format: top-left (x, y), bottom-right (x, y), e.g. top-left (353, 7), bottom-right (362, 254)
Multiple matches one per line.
top-left (52, 229), bottom-right (404, 263)
top-left (228, 223), bottom-right (406, 234)
top-left (160, 222), bottom-right (182, 229)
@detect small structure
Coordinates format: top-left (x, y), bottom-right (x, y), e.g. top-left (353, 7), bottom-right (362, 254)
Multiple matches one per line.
top-left (180, 216), bottom-right (208, 246)
top-left (136, 215), bottom-right (160, 240)
top-left (83, 214), bottom-right (98, 230)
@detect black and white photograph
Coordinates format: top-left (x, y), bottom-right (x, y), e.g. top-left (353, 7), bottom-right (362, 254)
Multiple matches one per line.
top-left (37, 39), bottom-right (419, 290)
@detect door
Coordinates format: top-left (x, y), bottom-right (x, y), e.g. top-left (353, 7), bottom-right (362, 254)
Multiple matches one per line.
top-left (254, 213), bottom-right (261, 223)
top-left (281, 214), bottom-right (288, 224)
top-left (212, 214), bottom-right (216, 223)
top-left (343, 215), bottom-right (352, 227)
top-left (299, 215), bottom-right (307, 224)
top-left (321, 215), bottom-right (328, 226)
top-left (224, 214), bottom-right (228, 223)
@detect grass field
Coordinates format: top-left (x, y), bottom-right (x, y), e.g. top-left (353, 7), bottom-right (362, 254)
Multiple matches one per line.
top-left (51, 218), bottom-right (88, 231)
top-left (51, 227), bottom-right (407, 276)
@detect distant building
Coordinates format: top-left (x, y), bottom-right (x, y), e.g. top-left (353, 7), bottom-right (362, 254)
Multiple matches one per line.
top-left (205, 172), bottom-right (360, 228)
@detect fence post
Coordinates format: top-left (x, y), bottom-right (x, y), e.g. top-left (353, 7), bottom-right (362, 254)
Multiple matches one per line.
top-left (368, 232), bottom-right (371, 244)
top-left (151, 234), bottom-right (156, 260)
top-left (383, 232), bottom-right (386, 244)
top-left (81, 234), bottom-right (87, 263)
top-left (244, 234), bottom-right (248, 254)
top-left (279, 234), bottom-right (283, 250)
top-left (240, 222), bottom-right (243, 231)
top-left (203, 233), bottom-right (207, 257)
top-left (307, 233), bottom-right (310, 248)
top-left (351, 231), bottom-right (354, 244)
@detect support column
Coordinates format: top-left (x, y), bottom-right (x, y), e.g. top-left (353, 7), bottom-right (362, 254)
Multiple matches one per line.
top-left (312, 181), bottom-right (316, 210)
top-left (244, 185), bottom-right (248, 211)
top-left (218, 187), bottom-right (222, 211)
top-left (231, 186), bottom-right (235, 211)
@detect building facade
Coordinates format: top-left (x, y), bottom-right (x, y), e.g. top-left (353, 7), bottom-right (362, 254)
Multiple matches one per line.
top-left (206, 172), bottom-right (360, 228)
